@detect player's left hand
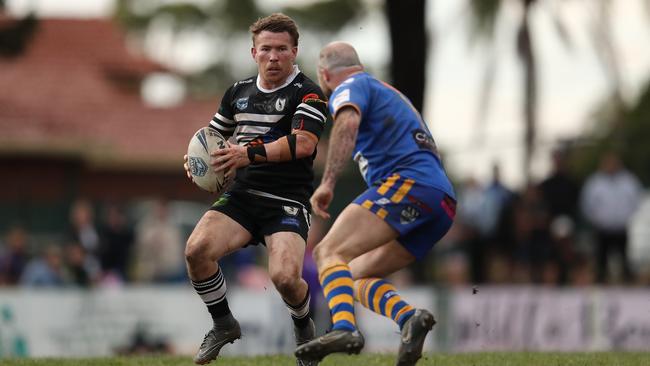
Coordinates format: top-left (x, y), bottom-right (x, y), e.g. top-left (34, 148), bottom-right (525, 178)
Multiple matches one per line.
top-left (211, 142), bottom-right (250, 172)
top-left (310, 184), bottom-right (334, 220)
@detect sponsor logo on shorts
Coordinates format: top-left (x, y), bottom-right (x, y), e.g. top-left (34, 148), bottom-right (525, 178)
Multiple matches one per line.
top-left (283, 205), bottom-right (299, 216)
top-left (400, 206), bottom-right (420, 224)
top-left (189, 157), bottom-right (208, 177)
top-left (236, 97), bottom-right (249, 110)
top-left (281, 217), bottom-right (300, 227)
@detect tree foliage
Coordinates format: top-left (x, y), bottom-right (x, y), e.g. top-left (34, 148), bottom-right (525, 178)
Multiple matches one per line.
top-left (571, 80), bottom-right (650, 186)
top-left (114, 0), bottom-right (363, 97)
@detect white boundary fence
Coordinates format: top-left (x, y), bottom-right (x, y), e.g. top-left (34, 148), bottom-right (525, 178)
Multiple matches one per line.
top-left (0, 286), bottom-right (649, 357)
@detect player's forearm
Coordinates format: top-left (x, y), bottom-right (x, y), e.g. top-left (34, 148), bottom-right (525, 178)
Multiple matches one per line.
top-left (321, 110), bottom-right (359, 189)
top-left (247, 131), bottom-right (317, 163)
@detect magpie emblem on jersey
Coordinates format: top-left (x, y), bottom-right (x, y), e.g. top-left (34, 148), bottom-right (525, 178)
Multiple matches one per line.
top-left (283, 205), bottom-right (299, 216)
top-left (188, 157), bottom-right (208, 177)
top-left (236, 97), bottom-right (249, 110)
top-left (275, 97), bottom-right (287, 112)
top-left (400, 206), bottom-right (420, 224)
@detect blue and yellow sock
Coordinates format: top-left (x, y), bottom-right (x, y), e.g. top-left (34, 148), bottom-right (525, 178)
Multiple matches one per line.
top-left (355, 278), bottom-right (415, 330)
top-left (320, 263), bottom-right (356, 331)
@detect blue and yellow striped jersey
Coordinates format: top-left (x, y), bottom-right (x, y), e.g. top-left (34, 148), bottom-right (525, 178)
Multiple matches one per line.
top-left (329, 72), bottom-right (455, 199)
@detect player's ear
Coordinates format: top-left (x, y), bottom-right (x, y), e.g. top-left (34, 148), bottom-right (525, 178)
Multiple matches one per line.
top-left (323, 68), bottom-right (331, 83)
top-left (251, 47), bottom-right (257, 60)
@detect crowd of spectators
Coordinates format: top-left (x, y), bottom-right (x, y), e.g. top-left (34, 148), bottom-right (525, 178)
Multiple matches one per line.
top-left (434, 150), bottom-right (648, 287)
top-left (0, 151), bottom-right (648, 289)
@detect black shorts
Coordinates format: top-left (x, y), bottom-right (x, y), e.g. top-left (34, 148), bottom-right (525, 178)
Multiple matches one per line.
top-left (210, 188), bottom-right (311, 244)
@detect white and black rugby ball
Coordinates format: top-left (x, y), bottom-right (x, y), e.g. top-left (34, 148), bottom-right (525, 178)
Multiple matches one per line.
top-left (187, 127), bottom-right (231, 194)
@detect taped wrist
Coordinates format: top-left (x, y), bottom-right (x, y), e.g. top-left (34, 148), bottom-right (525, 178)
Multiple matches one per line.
top-left (287, 134), bottom-right (297, 161)
top-left (247, 144), bottom-right (267, 163)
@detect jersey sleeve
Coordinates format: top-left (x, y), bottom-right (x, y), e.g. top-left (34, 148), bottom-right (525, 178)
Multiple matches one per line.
top-left (329, 77), bottom-right (369, 120)
top-left (291, 84), bottom-right (328, 140)
top-left (209, 85), bottom-right (237, 138)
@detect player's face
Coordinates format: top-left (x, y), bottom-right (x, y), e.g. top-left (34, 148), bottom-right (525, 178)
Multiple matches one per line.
top-left (252, 31), bottom-right (297, 89)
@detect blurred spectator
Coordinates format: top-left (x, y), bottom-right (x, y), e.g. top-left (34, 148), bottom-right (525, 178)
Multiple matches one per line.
top-left (64, 242), bottom-right (101, 287)
top-left (479, 164), bottom-right (515, 244)
top-left (481, 164), bottom-right (516, 257)
top-left (456, 165), bottom-right (515, 284)
top-left (539, 148), bottom-right (581, 221)
top-left (0, 225), bottom-right (30, 286)
top-left (628, 194), bottom-right (650, 284)
top-left (19, 244), bottom-right (66, 287)
top-left (132, 200), bottom-right (185, 283)
top-left (98, 204), bottom-right (135, 282)
top-left (580, 152), bottom-right (643, 284)
top-left (538, 148), bottom-right (581, 284)
top-left (568, 254), bottom-right (595, 286)
top-left (455, 177), bottom-right (487, 283)
top-left (67, 199), bottom-right (100, 257)
top-left (513, 184), bottom-right (553, 284)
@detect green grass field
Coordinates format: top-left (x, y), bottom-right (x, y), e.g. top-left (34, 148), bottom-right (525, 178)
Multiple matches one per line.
top-left (2, 353), bottom-right (649, 366)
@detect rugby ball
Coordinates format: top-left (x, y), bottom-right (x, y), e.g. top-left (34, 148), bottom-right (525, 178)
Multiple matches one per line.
top-left (187, 127), bottom-right (232, 194)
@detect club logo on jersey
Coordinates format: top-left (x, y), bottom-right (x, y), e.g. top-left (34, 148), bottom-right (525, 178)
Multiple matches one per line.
top-left (236, 97), bottom-right (249, 110)
top-left (188, 157), bottom-right (208, 177)
top-left (283, 205), bottom-right (299, 216)
top-left (400, 206), bottom-right (420, 225)
top-left (275, 97), bottom-right (287, 112)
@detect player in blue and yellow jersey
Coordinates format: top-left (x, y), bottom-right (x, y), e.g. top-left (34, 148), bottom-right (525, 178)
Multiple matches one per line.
top-left (295, 42), bottom-right (456, 366)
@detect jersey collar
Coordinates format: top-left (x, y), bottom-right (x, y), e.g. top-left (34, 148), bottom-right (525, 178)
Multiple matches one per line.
top-left (256, 65), bottom-right (301, 93)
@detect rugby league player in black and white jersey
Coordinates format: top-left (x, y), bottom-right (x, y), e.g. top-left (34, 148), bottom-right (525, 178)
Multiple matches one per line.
top-left (182, 13), bottom-right (327, 366)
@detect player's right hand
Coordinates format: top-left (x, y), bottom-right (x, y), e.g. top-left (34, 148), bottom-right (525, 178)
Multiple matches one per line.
top-left (183, 154), bottom-right (193, 181)
top-left (310, 184), bottom-right (333, 220)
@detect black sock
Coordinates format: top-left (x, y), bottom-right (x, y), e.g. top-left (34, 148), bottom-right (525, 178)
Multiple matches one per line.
top-left (284, 287), bottom-right (311, 329)
top-left (191, 267), bottom-right (231, 321)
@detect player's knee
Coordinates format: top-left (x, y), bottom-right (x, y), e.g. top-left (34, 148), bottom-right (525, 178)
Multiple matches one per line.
top-left (270, 268), bottom-right (300, 294)
top-left (312, 240), bottom-right (339, 265)
top-left (185, 235), bottom-right (210, 266)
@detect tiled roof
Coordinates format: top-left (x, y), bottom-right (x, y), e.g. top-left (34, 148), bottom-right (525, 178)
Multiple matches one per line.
top-left (0, 18), bottom-right (217, 170)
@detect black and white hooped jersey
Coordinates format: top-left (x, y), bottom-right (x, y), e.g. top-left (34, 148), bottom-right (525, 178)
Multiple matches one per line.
top-left (209, 65), bottom-right (328, 203)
